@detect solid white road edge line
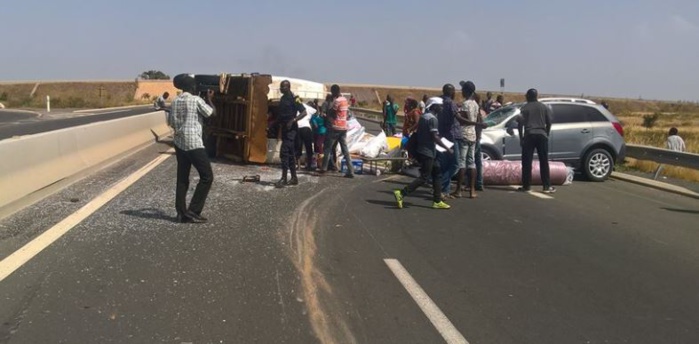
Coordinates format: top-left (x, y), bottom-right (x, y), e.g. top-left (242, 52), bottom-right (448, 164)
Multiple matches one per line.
top-left (509, 185), bottom-right (553, 199)
top-left (0, 150), bottom-right (173, 282)
top-left (384, 259), bottom-right (469, 344)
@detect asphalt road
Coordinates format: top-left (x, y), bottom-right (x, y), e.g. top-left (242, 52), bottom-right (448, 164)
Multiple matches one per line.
top-left (1, 121), bottom-right (698, 343)
top-left (0, 110), bottom-right (38, 123)
top-left (0, 106), bottom-right (154, 140)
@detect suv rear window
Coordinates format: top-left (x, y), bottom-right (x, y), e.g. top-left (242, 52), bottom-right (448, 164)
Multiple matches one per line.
top-left (551, 104), bottom-right (587, 124)
top-left (585, 108), bottom-right (609, 122)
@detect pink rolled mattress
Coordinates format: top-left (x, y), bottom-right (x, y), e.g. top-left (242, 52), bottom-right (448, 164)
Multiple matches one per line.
top-left (483, 160), bottom-right (568, 185)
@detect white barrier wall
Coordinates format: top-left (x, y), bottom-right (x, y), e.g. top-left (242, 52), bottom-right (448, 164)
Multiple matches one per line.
top-left (0, 111), bottom-right (170, 210)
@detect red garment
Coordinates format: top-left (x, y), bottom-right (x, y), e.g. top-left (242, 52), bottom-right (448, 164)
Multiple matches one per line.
top-left (402, 108), bottom-right (421, 137)
top-left (331, 96), bottom-right (349, 131)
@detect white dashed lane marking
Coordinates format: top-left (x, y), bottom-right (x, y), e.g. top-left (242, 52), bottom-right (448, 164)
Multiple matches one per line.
top-left (384, 259), bottom-right (469, 344)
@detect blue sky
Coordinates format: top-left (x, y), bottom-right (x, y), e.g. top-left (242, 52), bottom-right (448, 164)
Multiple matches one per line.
top-left (2, 0), bottom-right (698, 101)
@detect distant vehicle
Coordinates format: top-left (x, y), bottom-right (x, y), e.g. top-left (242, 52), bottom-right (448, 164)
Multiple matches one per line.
top-left (480, 99), bottom-right (626, 181)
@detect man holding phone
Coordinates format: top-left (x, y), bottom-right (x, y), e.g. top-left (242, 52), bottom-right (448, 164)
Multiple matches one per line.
top-left (169, 75), bottom-right (216, 223)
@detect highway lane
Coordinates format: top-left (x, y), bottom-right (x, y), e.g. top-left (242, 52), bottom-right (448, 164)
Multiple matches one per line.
top-left (1, 124), bottom-right (698, 342)
top-left (0, 110), bottom-right (39, 123)
top-left (0, 106), bottom-right (155, 140)
top-left (0, 144), bottom-right (319, 343)
top-left (316, 173), bottom-right (699, 343)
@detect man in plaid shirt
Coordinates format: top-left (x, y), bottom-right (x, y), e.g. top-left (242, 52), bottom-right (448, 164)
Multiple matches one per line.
top-left (168, 75), bottom-right (216, 223)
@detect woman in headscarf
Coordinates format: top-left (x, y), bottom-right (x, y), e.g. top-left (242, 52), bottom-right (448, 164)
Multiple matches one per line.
top-left (402, 96), bottom-right (421, 138)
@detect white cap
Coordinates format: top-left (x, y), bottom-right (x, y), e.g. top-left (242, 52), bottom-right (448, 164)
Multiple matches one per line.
top-left (425, 97), bottom-right (443, 111)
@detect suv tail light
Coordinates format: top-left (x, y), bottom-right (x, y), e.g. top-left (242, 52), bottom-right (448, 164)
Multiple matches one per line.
top-left (612, 122), bottom-right (624, 137)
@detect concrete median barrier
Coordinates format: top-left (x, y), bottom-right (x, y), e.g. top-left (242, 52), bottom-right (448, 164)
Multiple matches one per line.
top-left (0, 111), bottom-right (170, 213)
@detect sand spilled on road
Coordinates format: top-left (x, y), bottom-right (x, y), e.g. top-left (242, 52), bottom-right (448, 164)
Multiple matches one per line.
top-left (286, 189), bottom-right (357, 344)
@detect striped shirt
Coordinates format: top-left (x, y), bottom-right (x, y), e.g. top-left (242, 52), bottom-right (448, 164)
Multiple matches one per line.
top-left (168, 92), bottom-right (214, 151)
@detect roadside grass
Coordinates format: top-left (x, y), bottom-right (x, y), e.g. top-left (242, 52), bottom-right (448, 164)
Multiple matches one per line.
top-left (0, 82), bottom-right (146, 109)
top-left (619, 115), bottom-right (699, 182)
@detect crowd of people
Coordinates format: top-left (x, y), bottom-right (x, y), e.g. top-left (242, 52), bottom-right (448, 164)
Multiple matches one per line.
top-left (165, 76), bottom-right (558, 222)
top-left (392, 82), bottom-right (557, 209)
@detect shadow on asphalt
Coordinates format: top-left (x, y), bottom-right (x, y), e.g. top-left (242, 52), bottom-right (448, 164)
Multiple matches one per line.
top-left (483, 186), bottom-right (518, 193)
top-left (661, 207), bottom-right (699, 215)
top-left (120, 208), bottom-right (178, 223)
top-left (365, 199), bottom-right (433, 210)
top-left (378, 179), bottom-right (411, 186)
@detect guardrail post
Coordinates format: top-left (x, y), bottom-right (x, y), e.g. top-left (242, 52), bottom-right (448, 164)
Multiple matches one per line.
top-left (46, 95), bottom-right (50, 113)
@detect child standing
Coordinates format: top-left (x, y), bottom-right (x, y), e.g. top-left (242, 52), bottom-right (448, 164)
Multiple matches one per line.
top-left (311, 110), bottom-right (327, 169)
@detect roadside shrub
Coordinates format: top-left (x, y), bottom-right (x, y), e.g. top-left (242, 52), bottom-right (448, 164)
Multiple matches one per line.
top-left (141, 93), bottom-right (151, 100)
top-left (642, 112), bottom-right (660, 128)
top-left (50, 97), bottom-right (63, 108)
top-left (357, 101), bottom-right (368, 107)
top-left (0, 92), bottom-right (7, 101)
top-left (64, 97), bottom-right (87, 108)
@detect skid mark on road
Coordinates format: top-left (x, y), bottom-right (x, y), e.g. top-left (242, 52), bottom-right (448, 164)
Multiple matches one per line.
top-left (385, 259), bottom-right (469, 344)
top-left (287, 188), bottom-right (357, 344)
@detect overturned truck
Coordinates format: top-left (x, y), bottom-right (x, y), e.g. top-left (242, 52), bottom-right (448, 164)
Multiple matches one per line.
top-left (183, 73), bottom-right (326, 163)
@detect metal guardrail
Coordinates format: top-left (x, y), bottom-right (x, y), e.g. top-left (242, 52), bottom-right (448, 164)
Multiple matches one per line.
top-left (352, 107), bottom-right (698, 171)
top-left (350, 107), bottom-right (404, 129)
top-left (625, 144), bottom-right (699, 170)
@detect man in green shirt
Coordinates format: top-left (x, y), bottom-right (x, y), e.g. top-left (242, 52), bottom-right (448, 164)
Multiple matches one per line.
top-left (382, 95), bottom-right (399, 135)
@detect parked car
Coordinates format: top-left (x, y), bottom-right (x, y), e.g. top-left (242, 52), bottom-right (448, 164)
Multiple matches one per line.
top-left (480, 98), bottom-right (626, 181)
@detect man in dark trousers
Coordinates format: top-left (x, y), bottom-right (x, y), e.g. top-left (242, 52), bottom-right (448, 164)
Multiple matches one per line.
top-left (393, 97), bottom-right (454, 210)
top-left (319, 84), bottom-right (354, 178)
top-left (276, 80), bottom-right (308, 188)
top-left (438, 84), bottom-right (462, 199)
top-left (169, 75), bottom-right (216, 223)
top-left (517, 88), bottom-right (556, 194)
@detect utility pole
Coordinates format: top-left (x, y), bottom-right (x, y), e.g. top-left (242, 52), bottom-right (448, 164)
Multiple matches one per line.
top-left (98, 85), bottom-right (105, 107)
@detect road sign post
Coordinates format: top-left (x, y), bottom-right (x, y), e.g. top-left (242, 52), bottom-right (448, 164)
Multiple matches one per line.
top-left (98, 86), bottom-right (105, 107)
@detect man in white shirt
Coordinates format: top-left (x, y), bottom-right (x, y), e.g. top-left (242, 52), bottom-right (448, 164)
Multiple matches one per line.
top-left (154, 92), bottom-right (170, 113)
top-left (455, 81), bottom-right (487, 198)
top-left (667, 127), bottom-right (686, 152)
top-left (296, 104), bottom-right (316, 171)
top-left (418, 95), bottom-right (427, 113)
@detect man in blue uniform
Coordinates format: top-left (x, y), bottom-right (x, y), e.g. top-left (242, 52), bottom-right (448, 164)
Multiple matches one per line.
top-left (276, 80), bottom-right (308, 188)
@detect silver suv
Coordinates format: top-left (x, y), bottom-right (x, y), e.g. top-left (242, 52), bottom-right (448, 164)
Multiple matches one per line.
top-left (480, 98), bottom-right (626, 182)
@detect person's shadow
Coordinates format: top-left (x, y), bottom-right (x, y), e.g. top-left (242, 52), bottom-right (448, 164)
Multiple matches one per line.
top-left (120, 208), bottom-right (178, 223)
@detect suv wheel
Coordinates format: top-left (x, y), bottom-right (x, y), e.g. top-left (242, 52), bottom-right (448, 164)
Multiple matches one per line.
top-left (480, 146), bottom-right (498, 161)
top-left (583, 148), bottom-right (613, 182)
